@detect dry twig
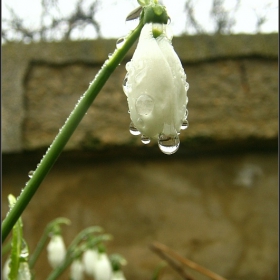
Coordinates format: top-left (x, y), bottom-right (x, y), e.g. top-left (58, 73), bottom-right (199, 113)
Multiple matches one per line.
top-left (150, 242), bottom-right (228, 280)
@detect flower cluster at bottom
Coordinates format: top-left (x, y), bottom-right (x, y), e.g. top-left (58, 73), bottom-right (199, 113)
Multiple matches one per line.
top-left (46, 233), bottom-right (126, 280)
top-left (123, 23), bottom-right (189, 155)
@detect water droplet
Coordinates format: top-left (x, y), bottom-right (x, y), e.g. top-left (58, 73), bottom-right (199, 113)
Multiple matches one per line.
top-left (185, 109), bottom-right (189, 118)
top-left (20, 240), bottom-right (29, 261)
top-left (167, 17), bottom-right (171, 25)
top-left (125, 62), bottom-right (132, 71)
top-left (116, 37), bottom-right (125, 49)
top-left (158, 134), bottom-right (180, 155)
top-left (129, 122), bottom-right (141, 136)
top-left (185, 82), bottom-right (189, 92)
top-left (126, 18), bottom-right (139, 31)
top-left (181, 119), bottom-right (189, 130)
top-left (186, 96), bottom-right (189, 104)
top-left (28, 170), bottom-right (34, 178)
top-left (136, 95), bottom-right (154, 116)
top-left (123, 76), bottom-right (129, 95)
top-left (108, 53), bottom-right (113, 58)
top-left (141, 135), bottom-right (150, 144)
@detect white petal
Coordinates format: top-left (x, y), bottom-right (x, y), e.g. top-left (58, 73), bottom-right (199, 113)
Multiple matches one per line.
top-left (157, 31), bottom-right (188, 133)
top-left (70, 260), bottom-right (84, 280)
top-left (94, 253), bottom-right (112, 280)
top-left (127, 24), bottom-right (174, 137)
top-left (47, 235), bottom-right (66, 269)
top-left (126, 23), bottom-right (187, 138)
top-left (82, 249), bottom-right (98, 277)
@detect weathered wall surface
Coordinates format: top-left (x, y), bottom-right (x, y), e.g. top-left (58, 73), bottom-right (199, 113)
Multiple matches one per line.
top-left (2, 34), bottom-right (278, 280)
top-left (2, 34), bottom-right (278, 152)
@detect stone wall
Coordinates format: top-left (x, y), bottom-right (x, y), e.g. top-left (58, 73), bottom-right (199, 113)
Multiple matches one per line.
top-left (2, 34), bottom-right (278, 280)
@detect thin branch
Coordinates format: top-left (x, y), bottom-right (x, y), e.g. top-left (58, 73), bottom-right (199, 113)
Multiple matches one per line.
top-left (151, 242), bottom-right (228, 280)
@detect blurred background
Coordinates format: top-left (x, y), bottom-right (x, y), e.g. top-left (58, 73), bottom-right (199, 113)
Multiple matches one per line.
top-left (1, 0), bottom-right (278, 279)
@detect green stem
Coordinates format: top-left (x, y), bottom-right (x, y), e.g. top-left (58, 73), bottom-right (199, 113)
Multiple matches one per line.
top-left (2, 20), bottom-right (144, 243)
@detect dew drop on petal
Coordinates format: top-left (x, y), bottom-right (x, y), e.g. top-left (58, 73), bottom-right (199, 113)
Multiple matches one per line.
top-left (181, 119), bottom-right (189, 130)
top-left (129, 122), bottom-right (141, 136)
top-left (136, 95), bottom-right (154, 116)
top-left (158, 134), bottom-right (180, 155)
top-left (186, 96), bottom-right (189, 104)
top-left (141, 135), bottom-right (150, 144)
top-left (185, 109), bottom-right (189, 118)
top-left (116, 37), bottom-right (125, 49)
top-left (28, 170), bottom-right (34, 178)
top-left (185, 82), bottom-right (189, 92)
top-left (123, 75), bottom-right (129, 95)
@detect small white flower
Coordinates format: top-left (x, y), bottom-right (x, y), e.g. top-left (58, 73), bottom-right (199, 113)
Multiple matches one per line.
top-left (2, 258), bottom-right (10, 280)
top-left (111, 270), bottom-right (126, 280)
top-left (94, 253), bottom-right (112, 280)
top-left (124, 23), bottom-right (189, 154)
top-left (82, 249), bottom-right (98, 277)
top-left (70, 259), bottom-right (84, 280)
top-left (47, 235), bottom-right (66, 269)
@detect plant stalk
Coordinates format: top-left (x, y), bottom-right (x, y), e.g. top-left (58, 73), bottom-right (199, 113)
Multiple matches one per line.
top-left (2, 21), bottom-right (144, 243)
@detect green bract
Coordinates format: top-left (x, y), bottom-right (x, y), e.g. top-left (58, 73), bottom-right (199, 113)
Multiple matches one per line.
top-left (143, 4), bottom-right (169, 24)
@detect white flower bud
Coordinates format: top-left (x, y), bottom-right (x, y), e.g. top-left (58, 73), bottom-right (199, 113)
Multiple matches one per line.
top-left (94, 253), bottom-right (112, 280)
top-left (124, 23), bottom-right (189, 154)
top-left (70, 259), bottom-right (84, 280)
top-left (82, 249), bottom-right (98, 277)
top-left (47, 235), bottom-right (66, 269)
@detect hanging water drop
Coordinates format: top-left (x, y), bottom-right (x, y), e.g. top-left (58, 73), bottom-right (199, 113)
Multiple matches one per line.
top-left (158, 134), bottom-right (180, 155)
top-left (141, 135), bottom-right (150, 144)
top-left (28, 170), bottom-right (34, 178)
top-left (167, 17), bottom-right (171, 25)
top-left (129, 122), bottom-right (141, 136)
top-left (20, 240), bottom-right (29, 261)
top-left (116, 37), bottom-right (125, 49)
top-left (126, 18), bottom-right (140, 31)
top-left (181, 119), bottom-right (189, 130)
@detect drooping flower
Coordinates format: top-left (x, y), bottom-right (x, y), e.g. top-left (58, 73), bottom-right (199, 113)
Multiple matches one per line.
top-left (82, 248), bottom-right (98, 277)
top-left (93, 252), bottom-right (112, 280)
top-left (123, 12), bottom-right (189, 155)
top-left (70, 259), bottom-right (84, 280)
top-left (47, 234), bottom-right (66, 269)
